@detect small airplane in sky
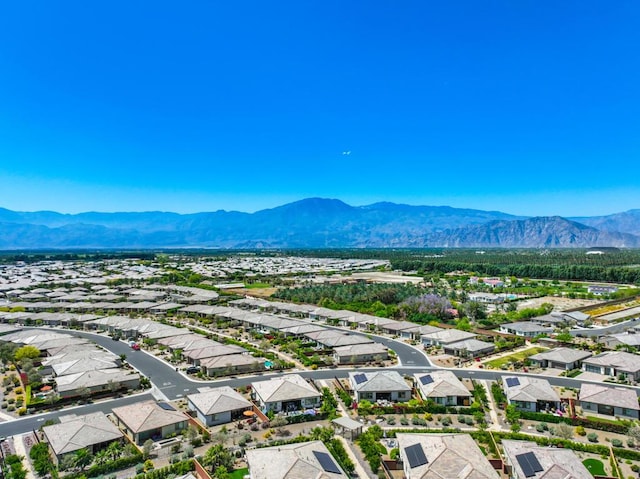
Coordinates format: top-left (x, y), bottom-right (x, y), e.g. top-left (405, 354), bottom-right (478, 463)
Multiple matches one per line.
top-left (342, 150), bottom-right (351, 155)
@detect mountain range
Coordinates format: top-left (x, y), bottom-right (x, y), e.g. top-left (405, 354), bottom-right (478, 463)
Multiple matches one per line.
top-left (1, 198), bottom-right (639, 249)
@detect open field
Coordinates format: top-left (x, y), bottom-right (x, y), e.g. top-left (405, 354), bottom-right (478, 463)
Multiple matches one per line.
top-left (516, 296), bottom-right (601, 311)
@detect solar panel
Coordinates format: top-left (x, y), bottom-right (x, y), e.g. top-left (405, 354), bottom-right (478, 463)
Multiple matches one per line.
top-left (354, 373), bottom-right (367, 385)
top-left (405, 443), bottom-right (428, 468)
top-left (313, 450), bottom-right (342, 474)
top-left (158, 402), bottom-right (176, 411)
top-left (506, 377), bottom-right (520, 387)
top-left (525, 452), bottom-right (543, 473)
top-left (420, 375), bottom-right (434, 385)
top-left (515, 452), bottom-right (543, 477)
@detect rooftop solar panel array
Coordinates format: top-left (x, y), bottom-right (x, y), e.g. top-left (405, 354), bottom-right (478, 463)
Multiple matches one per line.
top-left (353, 373), bottom-right (367, 385)
top-left (313, 450), bottom-right (342, 474)
top-left (505, 377), bottom-right (520, 387)
top-left (419, 375), bottom-right (434, 385)
top-left (515, 451), bottom-right (543, 477)
top-left (405, 443), bottom-right (428, 468)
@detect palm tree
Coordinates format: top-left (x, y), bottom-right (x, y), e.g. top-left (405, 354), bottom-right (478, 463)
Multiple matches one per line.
top-left (74, 448), bottom-right (94, 471)
top-left (106, 441), bottom-right (122, 461)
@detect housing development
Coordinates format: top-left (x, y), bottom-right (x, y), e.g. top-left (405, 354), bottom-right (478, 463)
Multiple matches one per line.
top-left (1, 250), bottom-right (640, 479)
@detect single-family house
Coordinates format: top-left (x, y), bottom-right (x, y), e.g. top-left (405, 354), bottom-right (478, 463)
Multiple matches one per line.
top-left (502, 439), bottom-right (591, 479)
top-left (443, 338), bottom-right (495, 358)
top-left (43, 412), bottom-right (124, 465)
top-left (332, 343), bottom-right (388, 365)
top-left (187, 386), bottom-right (253, 426)
top-left (528, 347), bottom-right (592, 370)
top-left (112, 400), bottom-right (189, 444)
top-left (502, 376), bottom-right (561, 412)
top-left (579, 383), bottom-right (640, 419)
top-left (396, 433), bottom-right (499, 479)
top-left (251, 374), bottom-right (321, 414)
top-left (246, 440), bottom-right (348, 479)
top-left (582, 351), bottom-right (640, 381)
top-left (349, 371), bottom-right (411, 403)
top-left (499, 322), bottom-right (553, 338)
top-left (413, 371), bottom-right (472, 406)
top-left (421, 329), bottom-right (477, 347)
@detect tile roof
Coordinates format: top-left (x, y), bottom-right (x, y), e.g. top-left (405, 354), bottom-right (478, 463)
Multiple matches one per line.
top-left (112, 400), bottom-right (188, 433)
top-left (43, 412), bottom-right (123, 456)
top-left (252, 374), bottom-right (320, 403)
top-left (187, 386), bottom-right (252, 415)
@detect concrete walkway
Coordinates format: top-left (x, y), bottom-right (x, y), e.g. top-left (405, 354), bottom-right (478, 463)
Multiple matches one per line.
top-left (12, 433), bottom-right (36, 479)
top-left (480, 379), bottom-right (502, 431)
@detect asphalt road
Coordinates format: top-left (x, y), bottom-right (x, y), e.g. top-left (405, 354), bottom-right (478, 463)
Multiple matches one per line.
top-left (3, 328), bottom-right (640, 438)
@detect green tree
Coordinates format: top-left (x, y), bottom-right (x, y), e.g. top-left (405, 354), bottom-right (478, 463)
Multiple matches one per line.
top-left (142, 439), bottom-right (154, 459)
top-left (14, 345), bottom-right (41, 363)
top-left (203, 444), bottom-right (234, 474)
top-left (73, 448), bottom-right (94, 471)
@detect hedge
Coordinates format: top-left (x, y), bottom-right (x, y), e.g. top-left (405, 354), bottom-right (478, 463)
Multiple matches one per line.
top-left (519, 411), bottom-right (631, 434)
top-left (64, 453), bottom-right (143, 479)
top-left (133, 460), bottom-right (194, 479)
top-left (366, 404), bottom-right (475, 416)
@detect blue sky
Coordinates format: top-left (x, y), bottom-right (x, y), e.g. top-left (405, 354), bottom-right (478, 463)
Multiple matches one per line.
top-left (0, 1), bottom-right (638, 216)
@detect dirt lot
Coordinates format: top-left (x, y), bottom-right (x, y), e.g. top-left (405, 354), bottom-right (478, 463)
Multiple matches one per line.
top-left (516, 296), bottom-right (602, 311)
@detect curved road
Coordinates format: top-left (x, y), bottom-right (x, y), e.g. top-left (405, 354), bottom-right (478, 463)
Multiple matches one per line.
top-left (2, 328), bottom-right (640, 438)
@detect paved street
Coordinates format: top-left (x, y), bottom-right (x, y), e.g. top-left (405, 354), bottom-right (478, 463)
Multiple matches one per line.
top-left (2, 327), bottom-right (640, 439)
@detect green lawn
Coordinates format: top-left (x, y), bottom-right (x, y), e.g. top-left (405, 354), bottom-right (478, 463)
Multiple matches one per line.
top-left (484, 347), bottom-right (548, 369)
top-left (583, 458), bottom-right (606, 477)
top-left (245, 282), bottom-right (271, 289)
top-left (229, 468), bottom-right (249, 479)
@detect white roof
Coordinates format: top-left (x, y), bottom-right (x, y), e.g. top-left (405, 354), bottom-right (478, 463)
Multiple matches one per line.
top-left (252, 374), bottom-right (320, 403)
top-left (246, 440), bottom-right (347, 479)
top-left (396, 433), bottom-right (498, 479)
top-left (187, 386), bottom-right (252, 415)
top-left (503, 376), bottom-right (560, 403)
top-left (349, 371), bottom-right (410, 393)
top-left (414, 371), bottom-right (471, 399)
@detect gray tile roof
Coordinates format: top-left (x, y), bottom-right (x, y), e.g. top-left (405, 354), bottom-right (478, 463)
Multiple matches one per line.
top-left (528, 347), bottom-right (592, 364)
top-left (502, 440), bottom-right (591, 479)
top-left (349, 371), bottom-right (411, 393)
top-left (414, 371), bottom-right (471, 399)
top-left (579, 383), bottom-right (639, 411)
top-left (583, 351), bottom-right (640, 374)
top-left (187, 386), bottom-right (252, 415)
top-left (112, 400), bottom-right (188, 433)
top-left (246, 440), bottom-right (348, 479)
top-left (502, 376), bottom-right (560, 403)
top-left (43, 412), bottom-right (123, 456)
top-left (252, 374), bottom-right (320, 403)
top-left (396, 433), bottom-right (498, 479)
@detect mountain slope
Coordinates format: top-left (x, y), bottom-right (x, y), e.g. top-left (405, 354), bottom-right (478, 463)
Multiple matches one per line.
top-left (0, 199), bottom-right (637, 249)
top-left (570, 209), bottom-right (640, 236)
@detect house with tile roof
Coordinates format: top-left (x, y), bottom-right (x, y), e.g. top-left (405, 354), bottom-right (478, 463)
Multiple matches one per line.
top-left (112, 400), bottom-right (188, 444)
top-left (187, 386), bottom-right (253, 426)
top-left (396, 433), bottom-right (499, 479)
top-left (349, 371), bottom-right (411, 403)
top-left (502, 376), bottom-right (561, 412)
top-left (528, 347), bottom-right (591, 370)
top-left (579, 383), bottom-right (640, 419)
top-left (502, 439), bottom-right (591, 479)
top-left (413, 371), bottom-right (472, 406)
top-left (43, 412), bottom-right (123, 464)
top-left (251, 374), bottom-right (321, 414)
top-left (246, 440), bottom-right (348, 479)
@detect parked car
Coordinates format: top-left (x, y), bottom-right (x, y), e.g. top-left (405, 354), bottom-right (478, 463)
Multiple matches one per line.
top-left (186, 366), bottom-right (200, 374)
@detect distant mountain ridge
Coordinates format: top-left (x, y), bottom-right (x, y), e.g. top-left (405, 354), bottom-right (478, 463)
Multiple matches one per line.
top-left (0, 199), bottom-right (638, 249)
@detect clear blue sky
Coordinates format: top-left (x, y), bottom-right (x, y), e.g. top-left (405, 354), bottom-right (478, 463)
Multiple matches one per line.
top-left (1, 1), bottom-right (638, 216)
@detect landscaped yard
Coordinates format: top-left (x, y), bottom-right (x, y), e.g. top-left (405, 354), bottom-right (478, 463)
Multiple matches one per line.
top-left (484, 347), bottom-right (548, 369)
top-left (583, 458), bottom-right (606, 477)
top-left (229, 467), bottom-right (249, 479)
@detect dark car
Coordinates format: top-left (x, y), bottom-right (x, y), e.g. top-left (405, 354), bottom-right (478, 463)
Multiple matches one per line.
top-left (186, 366), bottom-right (200, 374)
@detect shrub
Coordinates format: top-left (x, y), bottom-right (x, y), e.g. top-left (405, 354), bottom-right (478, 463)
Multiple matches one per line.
top-left (400, 417), bottom-right (409, 426)
top-left (612, 439), bottom-right (623, 447)
top-left (387, 417), bottom-right (396, 426)
top-left (14, 387), bottom-right (23, 395)
top-left (587, 433), bottom-right (599, 443)
top-left (441, 416), bottom-right (452, 427)
top-left (575, 425), bottom-right (586, 436)
top-left (536, 423), bottom-right (546, 433)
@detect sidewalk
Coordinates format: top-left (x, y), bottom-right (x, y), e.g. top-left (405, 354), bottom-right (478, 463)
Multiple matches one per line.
top-left (12, 433), bottom-right (36, 479)
top-left (480, 379), bottom-right (502, 431)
